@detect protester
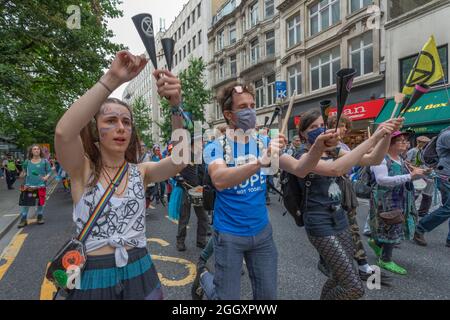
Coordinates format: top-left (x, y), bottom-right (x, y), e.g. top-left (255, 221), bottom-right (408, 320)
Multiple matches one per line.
top-left (414, 127), bottom-right (450, 247)
top-left (3, 155), bottom-right (18, 190)
top-left (17, 145), bottom-right (52, 227)
top-left (151, 144), bottom-right (166, 206)
top-left (54, 50), bottom-right (186, 300)
top-left (281, 109), bottom-right (401, 299)
top-left (368, 131), bottom-right (424, 275)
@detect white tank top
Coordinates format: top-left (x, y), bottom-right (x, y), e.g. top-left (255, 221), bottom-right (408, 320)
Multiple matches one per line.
top-left (73, 164), bottom-right (147, 267)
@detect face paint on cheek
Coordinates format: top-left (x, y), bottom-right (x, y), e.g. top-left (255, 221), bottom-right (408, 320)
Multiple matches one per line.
top-left (99, 127), bottom-right (114, 140)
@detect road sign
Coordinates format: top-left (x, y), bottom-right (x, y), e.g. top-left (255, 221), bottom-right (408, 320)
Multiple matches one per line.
top-left (275, 81), bottom-right (287, 100)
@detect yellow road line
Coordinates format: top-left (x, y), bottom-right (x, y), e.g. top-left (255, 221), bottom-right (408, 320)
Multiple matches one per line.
top-left (147, 238), bottom-right (170, 247)
top-left (0, 231), bottom-right (27, 281)
top-left (152, 255), bottom-right (197, 287)
top-left (40, 263), bottom-right (57, 300)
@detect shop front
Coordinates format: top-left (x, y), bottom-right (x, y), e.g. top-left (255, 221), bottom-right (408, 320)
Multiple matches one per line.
top-left (375, 87), bottom-right (450, 140)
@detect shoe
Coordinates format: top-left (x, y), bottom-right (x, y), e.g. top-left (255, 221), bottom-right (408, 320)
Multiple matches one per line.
top-left (363, 231), bottom-right (371, 237)
top-left (37, 215), bottom-right (45, 225)
top-left (446, 240), bottom-right (450, 248)
top-left (367, 238), bottom-right (382, 257)
top-left (191, 266), bottom-right (206, 300)
top-left (196, 242), bottom-right (206, 249)
top-left (377, 259), bottom-right (407, 275)
top-left (413, 231), bottom-right (427, 246)
top-left (176, 242), bottom-right (186, 252)
top-left (17, 218), bottom-right (27, 228)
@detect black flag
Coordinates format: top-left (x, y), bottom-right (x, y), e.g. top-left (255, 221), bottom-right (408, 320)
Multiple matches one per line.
top-left (161, 38), bottom-right (175, 71)
top-left (335, 68), bottom-right (356, 132)
top-left (132, 13), bottom-right (158, 70)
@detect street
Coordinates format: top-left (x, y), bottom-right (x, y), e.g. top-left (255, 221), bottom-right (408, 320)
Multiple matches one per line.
top-left (0, 182), bottom-right (449, 300)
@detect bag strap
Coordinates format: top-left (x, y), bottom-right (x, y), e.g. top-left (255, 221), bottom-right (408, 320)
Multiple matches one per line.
top-left (77, 162), bottom-right (129, 243)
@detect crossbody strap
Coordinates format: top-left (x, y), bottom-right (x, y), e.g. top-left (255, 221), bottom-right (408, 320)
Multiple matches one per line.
top-left (77, 162), bottom-right (129, 243)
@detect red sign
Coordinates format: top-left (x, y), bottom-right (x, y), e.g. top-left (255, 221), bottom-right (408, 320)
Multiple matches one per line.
top-left (294, 116), bottom-right (301, 127)
top-left (329, 98), bottom-right (385, 121)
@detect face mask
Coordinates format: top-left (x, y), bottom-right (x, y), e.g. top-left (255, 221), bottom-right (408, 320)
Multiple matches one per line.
top-left (232, 108), bottom-right (256, 132)
top-left (307, 127), bottom-right (326, 145)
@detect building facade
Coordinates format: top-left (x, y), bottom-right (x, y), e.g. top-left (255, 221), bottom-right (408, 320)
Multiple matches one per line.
top-left (208, 0), bottom-right (283, 131)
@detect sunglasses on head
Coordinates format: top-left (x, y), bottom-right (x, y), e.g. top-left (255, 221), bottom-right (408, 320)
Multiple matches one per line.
top-left (225, 85), bottom-right (252, 107)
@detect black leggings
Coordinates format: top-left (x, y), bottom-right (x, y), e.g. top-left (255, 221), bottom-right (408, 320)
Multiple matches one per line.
top-left (308, 229), bottom-right (365, 300)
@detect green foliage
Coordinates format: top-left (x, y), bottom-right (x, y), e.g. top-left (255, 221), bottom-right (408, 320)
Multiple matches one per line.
top-left (156, 57), bottom-right (211, 143)
top-left (0, 0), bottom-right (123, 150)
top-left (132, 95), bottom-right (153, 147)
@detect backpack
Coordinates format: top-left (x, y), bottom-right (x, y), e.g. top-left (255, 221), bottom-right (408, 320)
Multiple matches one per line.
top-left (420, 128), bottom-right (450, 168)
top-left (353, 166), bottom-right (373, 199)
top-left (279, 149), bottom-right (308, 227)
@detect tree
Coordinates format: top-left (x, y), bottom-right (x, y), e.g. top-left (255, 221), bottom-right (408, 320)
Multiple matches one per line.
top-left (156, 57), bottom-right (211, 143)
top-left (0, 0), bottom-right (124, 150)
top-left (132, 95), bottom-right (153, 148)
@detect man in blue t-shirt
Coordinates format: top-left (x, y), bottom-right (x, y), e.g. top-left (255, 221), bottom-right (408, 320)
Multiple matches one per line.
top-left (194, 82), bottom-right (286, 300)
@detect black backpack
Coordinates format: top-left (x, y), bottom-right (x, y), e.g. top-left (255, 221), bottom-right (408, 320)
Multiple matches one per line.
top-left (279, 150), bottom-right (309, 227)
top-left (353, 166), bottom-right (373, 199)
top-left (420, 127), bottom-right (450, 168)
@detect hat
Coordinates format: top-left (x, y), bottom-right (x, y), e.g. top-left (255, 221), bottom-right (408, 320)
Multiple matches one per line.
top-left (391, 131), bottom-right (409, 139)
top-left (417, 136), bottom-right (431, 143)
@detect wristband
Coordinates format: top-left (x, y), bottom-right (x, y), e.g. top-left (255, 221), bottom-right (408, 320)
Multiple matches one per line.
top-left (98, 80), bottom-right (113, 94)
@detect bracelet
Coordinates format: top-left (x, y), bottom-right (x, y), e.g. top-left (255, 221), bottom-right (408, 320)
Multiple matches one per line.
top-left (171, 103), bottom-right (182, 115)
top-left (98, 80), bottom-right (113, 94)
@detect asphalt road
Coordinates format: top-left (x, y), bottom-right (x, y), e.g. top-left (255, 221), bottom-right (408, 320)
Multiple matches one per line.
top-left (0, 185), bottom-right (449, 300)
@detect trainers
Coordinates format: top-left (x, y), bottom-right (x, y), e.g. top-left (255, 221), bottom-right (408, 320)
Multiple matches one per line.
top-left (176, 242), bottom-right (186, 252)
top-left (377, 259), bottom-right (407, 275)
top-left (446, 240), bottom-right (450, 248)
top-left (17, 218), bottom-right (27, 228)
top-left (191, 266), bottom-right (206, 300)
top-left (37, 215), bottom-right (45, 225)
top-left (367, 238), bottom-right (382, 257)
top-left (413, 231), bottom-right (427, 246)
top-left (363, 231), bottom-right (372, 237)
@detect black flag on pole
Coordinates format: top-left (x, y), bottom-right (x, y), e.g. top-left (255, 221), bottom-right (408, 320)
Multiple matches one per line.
top-left (132, 13), bottom-right (158, 70)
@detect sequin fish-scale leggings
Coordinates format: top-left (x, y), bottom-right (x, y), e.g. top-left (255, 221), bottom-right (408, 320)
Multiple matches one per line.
top-left (307, 229), bottom-right (365, 300)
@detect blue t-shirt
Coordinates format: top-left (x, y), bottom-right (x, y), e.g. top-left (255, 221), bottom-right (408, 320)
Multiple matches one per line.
top-left (203, 136), bottom-right (270, 237)
top-left (23, 159), bottom-right (51, 187)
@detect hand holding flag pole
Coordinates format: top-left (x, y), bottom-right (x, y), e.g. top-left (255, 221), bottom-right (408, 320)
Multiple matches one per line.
top-left (390, 93), bottom-right (405, 119)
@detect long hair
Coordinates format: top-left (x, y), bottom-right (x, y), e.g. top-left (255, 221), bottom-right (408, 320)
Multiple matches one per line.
top-left (80, 98), bottom-right (141, 188)
top-left (27, 144), bottom-right (44, 160)
top-left (297, 109), bottom-right (322, 143)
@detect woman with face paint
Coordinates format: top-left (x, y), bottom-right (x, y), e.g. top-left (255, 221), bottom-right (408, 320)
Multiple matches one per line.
top-left (280, 109), bottom-right (404, 300)
top-left (54, 51), bottom-right (186, 300)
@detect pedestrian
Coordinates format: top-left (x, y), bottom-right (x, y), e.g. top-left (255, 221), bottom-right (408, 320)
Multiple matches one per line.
top-left (17, 144), bottom-right (52, 227)
top-left (151, 145), bottom-right (166, 206)
top-left (4, 154), bottom-right (18, 190)
top-left (406, 136), bottom-right (434, 217)
top-left (368, 131), bottom-right (424, 275)
top-left (414, 127), bottom-right (450, 247)
top-left (282, 109), bottom-right (401, 299)
top-left (54, 50), bottom-right (186, 300)
top-left (175, 134), bottom-right (209, 252)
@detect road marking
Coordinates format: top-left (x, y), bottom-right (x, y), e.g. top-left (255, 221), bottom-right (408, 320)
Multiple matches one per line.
top-left (40, 263), bottom-right (57, 300)
top-left (0, 231), bottom-right (27, 281)
top-left (4, 214), bottom-right (19, 217)
top-left (147, 238), bottom-right (170, 247)
top-left (152, 255), bottom-right (197, 287)
top-left (165, 215), bottom-right (189, 228)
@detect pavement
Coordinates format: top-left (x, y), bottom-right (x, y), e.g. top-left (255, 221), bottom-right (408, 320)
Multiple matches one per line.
top-left (0, 187), bottom-right (449, 300)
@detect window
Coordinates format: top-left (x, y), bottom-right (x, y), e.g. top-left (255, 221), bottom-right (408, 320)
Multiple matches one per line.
top-left (183, 45), bottom-right (186, 59)
top-left (266, 30), bottom-right (275, 57)
top-left (217, 29), bottom-right (224, 51)
top-left (178, 28), bottom-right (181, 39)
top-left (215, 102), bottom-right (223, 120)
top-left (287, 14), bottom-right (301, 48)
top-left (255, 79), bottom-right (264, 108)
top-left (349, 32), bottom-right (373, 77)
top-left (389, 0), bottom-right (430, 20)
top-left (219, 60), bottom-right (225, 79)
top-left (193, 36), bottom-right (197, 49)
top-left (174, 32), bottom-right (177, 42)
top-left (267, 74), bottom-right (276, 105)
top-left (310, 0), bottom-right (340, 36)
top-left (250, 38), bottom-right (260, 64)
top-left (192, 11), bottom-right (196, 24)
top-left (350, 0), bottom-right (371, 13)
top-left (187, 17), bottom-right (190, 29)
top-left (198, 30), bottom-right (202, 45)
top-left (179, 49), bottom-right (182, 62)
top-left (249, 2), bottom-right (259, 28)
top-left (230, 54), bottom-right (237, 76)
top-left (310, 46), bottom-right (341, 91)
top-left (198, 3), bottom-right (201, 18)
top-left (265, 0), bottom-right (275, 18)
top-left (288, 64), bottom-right (302, 96)
top-left (242, 49), bottom-right (248, 68)
top-left (188, 41), bottom-right (191, 54)
top-left (229, 24), bottom-right (237, 45)
top-left (175, 53), bottom-right (178, 66)
top-left (400, 45), bottom-right (448, 90)
top-left (182, 22), bottom-right (185, 35)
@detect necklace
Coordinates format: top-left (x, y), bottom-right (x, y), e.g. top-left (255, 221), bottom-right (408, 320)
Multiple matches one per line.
top-left (104, 164), bottom-right (122, 169)
top-left (102, 167), bottom-right (128, 196)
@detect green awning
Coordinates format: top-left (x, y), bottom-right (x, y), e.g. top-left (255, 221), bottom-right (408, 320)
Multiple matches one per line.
top-left (375, 87), bottom-right (450, 133)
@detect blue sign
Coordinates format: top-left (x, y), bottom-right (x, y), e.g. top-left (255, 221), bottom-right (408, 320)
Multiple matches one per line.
top-left (275, 81), bottom-right (287, 100)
